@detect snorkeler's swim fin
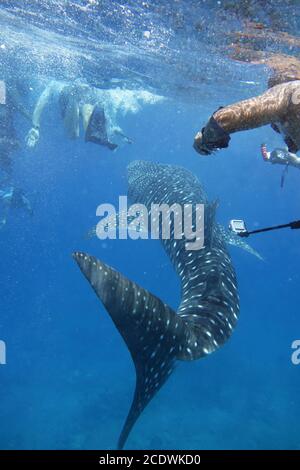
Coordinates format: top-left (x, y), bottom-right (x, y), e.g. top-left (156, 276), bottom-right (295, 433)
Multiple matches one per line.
top-left (73, 252), bottom-right (183, 449)
top-left (85, 105), bottom-right (118, 150)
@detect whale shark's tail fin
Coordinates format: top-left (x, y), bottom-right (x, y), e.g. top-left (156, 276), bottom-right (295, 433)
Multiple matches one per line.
top-left (73, 252), bottom-right (186, 449)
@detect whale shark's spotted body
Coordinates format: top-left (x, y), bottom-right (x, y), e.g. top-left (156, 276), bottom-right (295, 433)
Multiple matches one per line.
top-left (74, 160), bottom-right (240, 449)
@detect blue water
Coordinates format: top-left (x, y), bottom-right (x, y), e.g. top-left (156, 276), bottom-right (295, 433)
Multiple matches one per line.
top-left (0, 0), bottom-right (300, 450)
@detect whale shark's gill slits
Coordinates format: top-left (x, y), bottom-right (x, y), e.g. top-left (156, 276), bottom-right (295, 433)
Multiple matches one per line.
top-left (73, 251), bottom-right (187, 449)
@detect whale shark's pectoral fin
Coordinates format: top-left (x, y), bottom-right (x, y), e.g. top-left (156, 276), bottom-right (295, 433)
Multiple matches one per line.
top-left (218, 224), bottom-right (264, 261)
top-left (85, 225), bottom-right (97, 239)
top-left (73, 252), bottom-right (185, 449)
top-left (85, 212), bottom-right (148, 240)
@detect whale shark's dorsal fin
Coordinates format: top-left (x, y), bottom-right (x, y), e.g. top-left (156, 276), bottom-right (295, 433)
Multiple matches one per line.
top-left (73, 252), bottom-right (186, 449)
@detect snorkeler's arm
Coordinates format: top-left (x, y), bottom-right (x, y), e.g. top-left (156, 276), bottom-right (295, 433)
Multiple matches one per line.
top-left (193, 84), bottom-right (295, 155)
top-left (213, 85), bottom-right (291, 133)
top-left (26, 81), bottom-right (61, 148)
top-left (287, 152), bottom-right (300, 168)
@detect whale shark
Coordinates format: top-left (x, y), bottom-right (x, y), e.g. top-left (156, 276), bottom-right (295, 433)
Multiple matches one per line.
top-left (73, 160), bottom-right (241, 449)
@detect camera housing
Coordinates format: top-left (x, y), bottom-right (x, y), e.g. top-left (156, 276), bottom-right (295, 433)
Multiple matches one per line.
top-left (229, 219), bottom-right (248, 235)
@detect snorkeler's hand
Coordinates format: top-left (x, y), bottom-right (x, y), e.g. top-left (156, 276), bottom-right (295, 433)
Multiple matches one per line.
top-left (26, 127), bottom-right (40, 148)
top-left (194, 117), bottom-right (230, 155)
top-left (124, 136), bottom-right (133, 145)
top-left (193, 131), bottom-right (212, 155)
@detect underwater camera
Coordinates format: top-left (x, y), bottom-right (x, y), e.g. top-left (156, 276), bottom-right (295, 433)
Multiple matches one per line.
top-left (229, 218), bottom-right (300, 238)
top-left (229, 219), bottom-right (248, 236)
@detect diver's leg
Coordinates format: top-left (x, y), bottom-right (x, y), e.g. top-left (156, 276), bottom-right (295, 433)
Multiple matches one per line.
top-left (81, 104), bottom-right (94, 132)
top-left (63, 100), bottom-right (80, 139)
